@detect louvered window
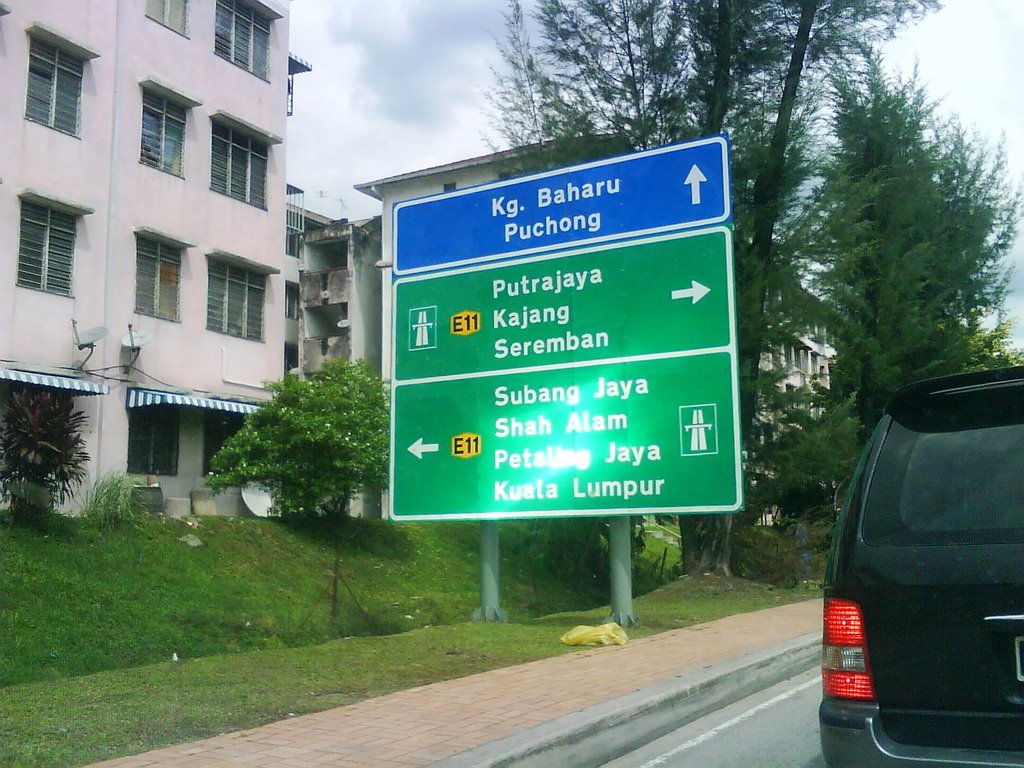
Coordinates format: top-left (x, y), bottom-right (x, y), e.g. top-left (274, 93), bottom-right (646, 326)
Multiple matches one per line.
top-left (135, 236), bottom-right (181, 321)
top-left (26, 38), bottom-right (84, 136)
top-left (211, 122), bottom-right (267, 207)
top-left (17, 201), bottom-right (75, 295)
top-left (214, 0), bottom-right (270, 79)
top-left (207, 259), bottom-right (265, 341)
top-left (140, 91), bottom-right (186, 175)
top-left (127, 406), bottom-right (179, 475)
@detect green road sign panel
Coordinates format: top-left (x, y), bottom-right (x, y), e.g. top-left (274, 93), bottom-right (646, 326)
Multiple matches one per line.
top-left (390, 352), bottom-right (743, 521)
top-left (393, 228), bottom-right (733, 382)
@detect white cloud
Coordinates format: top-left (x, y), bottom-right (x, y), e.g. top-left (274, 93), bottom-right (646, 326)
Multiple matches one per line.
top-left (287, 0), bottom-right (1024, 346)
top-left (287, 0), bottom-right (506, 219)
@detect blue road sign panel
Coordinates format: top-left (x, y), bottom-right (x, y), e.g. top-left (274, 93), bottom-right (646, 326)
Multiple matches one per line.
top-left (393, 134), bottom-right (731, 275)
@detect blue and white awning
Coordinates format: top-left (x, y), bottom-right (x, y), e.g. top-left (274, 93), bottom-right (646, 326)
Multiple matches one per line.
top-left (126, 388), bottom-right (259, 414)
top-left (0, 368), bottom-right (109, 395)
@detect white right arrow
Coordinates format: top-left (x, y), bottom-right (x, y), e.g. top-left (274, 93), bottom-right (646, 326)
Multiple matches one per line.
top-left (407, 437), bottom-right (440, 459)
top-left (671, 280), bottom-right (711, 304)
top-left (684, 164), bottom-right (707, 205)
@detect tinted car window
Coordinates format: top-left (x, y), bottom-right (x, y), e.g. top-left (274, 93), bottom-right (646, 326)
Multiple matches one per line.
top-left (863, 384), bottom-right (1024, 546)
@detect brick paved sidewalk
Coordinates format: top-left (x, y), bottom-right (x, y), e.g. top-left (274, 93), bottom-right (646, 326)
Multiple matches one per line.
top-left (92, 599), bottom-right (822, 768)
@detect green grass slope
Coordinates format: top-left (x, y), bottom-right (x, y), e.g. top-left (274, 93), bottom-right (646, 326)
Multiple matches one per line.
top-left (0, 514), bottom-right (817, 768)
top-left (0, 516), bottom-right (611, 686)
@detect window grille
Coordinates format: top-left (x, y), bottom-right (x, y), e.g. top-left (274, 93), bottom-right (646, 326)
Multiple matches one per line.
top-left (140, 91), bottom-right (186, 175)
top-left (215, 0), bottom-right (270, 79)
top-left (17, 201), bottom-right (75, 295)
top-left (211, 122), bottom-right (268, 207)
top-left (128, 406), bottom-right (179, 475)
top-left (135, 236), bottom-right (181, 321)
top-left (207, 259), bottom-right (265, 341)
top-left (26, 38), bottom-right (83, 136)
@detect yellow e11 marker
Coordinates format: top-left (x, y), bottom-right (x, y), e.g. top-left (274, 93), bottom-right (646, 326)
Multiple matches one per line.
top-left (451, 432), bottom-right (482, 459)
top-left (450, 310), bottom-right (481, 336)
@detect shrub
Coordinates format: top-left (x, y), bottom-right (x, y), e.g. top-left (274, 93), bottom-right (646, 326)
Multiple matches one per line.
top-left (207, 359), bottom-right (388, 524)
top-left (79, 473), bottom-right (148, 529)
top-left (0, 389), bottom-right (89, 527)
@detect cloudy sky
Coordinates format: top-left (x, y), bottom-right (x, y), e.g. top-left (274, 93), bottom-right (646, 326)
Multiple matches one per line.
top-left (286, 0), bottom-right (1024, 342)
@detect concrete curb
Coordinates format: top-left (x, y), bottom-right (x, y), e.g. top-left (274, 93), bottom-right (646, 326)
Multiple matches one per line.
top-left (432, 630), bottom-right (821, 768)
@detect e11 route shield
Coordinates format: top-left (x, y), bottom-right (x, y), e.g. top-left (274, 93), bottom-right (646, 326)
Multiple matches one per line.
top-left (393, 135), bottom-right (731, 275)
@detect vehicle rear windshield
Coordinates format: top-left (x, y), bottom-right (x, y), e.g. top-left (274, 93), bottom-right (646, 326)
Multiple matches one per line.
top-left (863, 383), bottom-right (1024, 546)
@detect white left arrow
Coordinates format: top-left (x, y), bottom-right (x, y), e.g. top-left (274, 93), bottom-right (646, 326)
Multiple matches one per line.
top-left (671, 280), bottom-right (711, 304)
top-left (408, 437), bottom-right (440, 459)
top-left (684, 164), bottom-right (707, 205)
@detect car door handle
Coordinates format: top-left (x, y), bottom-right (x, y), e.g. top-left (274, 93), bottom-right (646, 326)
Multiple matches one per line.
top-left (983, 614), bottom-right (1024, 622)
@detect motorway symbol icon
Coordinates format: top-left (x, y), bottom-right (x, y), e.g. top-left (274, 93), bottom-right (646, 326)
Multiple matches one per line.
top-left (680, 405), bottom-right (719, 456)
top-left (409, 306), bottom-right (437, 350)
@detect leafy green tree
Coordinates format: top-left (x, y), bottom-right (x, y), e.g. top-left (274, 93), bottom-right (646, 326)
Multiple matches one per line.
top-left (208, 359), bottom-right (389, 524)
top-left (965, 321), bottom-right (1024, 370)
top-left (0, 389), bottom-right (89, 527)
top-left (748, 386), bottom-right (860, 522)
top-left (490, 0), bottom-right (938, 574)
top-left (808, 62), bottom-right (1020, 433)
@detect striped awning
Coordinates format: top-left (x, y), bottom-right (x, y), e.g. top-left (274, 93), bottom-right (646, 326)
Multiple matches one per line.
top-left (126, 388), bottom-right (260, 414)
top-left (0, 368), bottom-right (109, 395)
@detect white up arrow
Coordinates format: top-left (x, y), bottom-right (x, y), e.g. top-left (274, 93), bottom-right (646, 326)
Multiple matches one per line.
top-left (684, 164), bottom-right (707, 205)
top-left (671, 280), bottom-right (711, 304)
top-left (407, 437), bottom-right (440, 459)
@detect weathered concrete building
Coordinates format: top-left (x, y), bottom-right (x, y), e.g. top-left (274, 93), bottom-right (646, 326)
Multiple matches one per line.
top-left (0, 0), bottom-right (306, 514)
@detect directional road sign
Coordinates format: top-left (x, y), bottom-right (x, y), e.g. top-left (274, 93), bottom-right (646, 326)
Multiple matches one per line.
top-left (389, 136), bottom-right (741, 521)
top-left (392, 352), bottom-right (742, 520)
top-left (394, 228), bottom-right (732, 381)
top-left (393, 135), bottom-right (731, 275)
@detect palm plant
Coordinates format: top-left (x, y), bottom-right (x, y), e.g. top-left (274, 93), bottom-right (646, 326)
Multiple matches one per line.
top-left (0, 389), bottom-right (90, 526)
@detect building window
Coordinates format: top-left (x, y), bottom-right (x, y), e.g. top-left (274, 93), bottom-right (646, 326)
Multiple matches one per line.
top-left (284, 342), bottom-right (298, 372)
top-left (285, 230), bottom-right (302, 258)
top-left (135, 236), bottom-right (181, 321)
top-left (127, 406), bottom-right (179, 475)
top-left (146, 0), bottom-right (188, 35)
top-left (203, 411), bottom-right (245, 474)
top-left (26, 38), bottom-right (83, 136)
top-left (214, 0), bottom-right (270, 79)
top-left (285, 281), bottom-right (300, 320)
top-left (140, 91), bottom-right (186, 175)
top-left (207, 259), bottom-right (265, 341)
top-left (211, 122), bottom-right (268, 207)
top-left (17, 201), bottom-right (75, 295)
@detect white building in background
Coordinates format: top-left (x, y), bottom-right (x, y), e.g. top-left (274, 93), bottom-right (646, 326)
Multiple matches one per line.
top-left (0, 0), bottom-right (306, 514)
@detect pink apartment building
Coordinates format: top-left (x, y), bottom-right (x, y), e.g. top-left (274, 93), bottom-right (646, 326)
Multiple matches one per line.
top-left (0, 0), bottom-right (298, 514)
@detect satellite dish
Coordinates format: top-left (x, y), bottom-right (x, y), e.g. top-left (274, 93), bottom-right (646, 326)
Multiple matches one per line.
top-left (121, 328), bottom-right (154, 348)
top-left (75, 326), bottom-right (108, 349)
top-left (241, 485), bottom-right (274, 518)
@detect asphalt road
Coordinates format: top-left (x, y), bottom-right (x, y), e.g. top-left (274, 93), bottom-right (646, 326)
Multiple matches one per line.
top-left (600, 666), bottom-right (826, 768)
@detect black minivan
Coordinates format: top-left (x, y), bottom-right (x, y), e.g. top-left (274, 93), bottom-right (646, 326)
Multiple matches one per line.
top-left (820, 366), bottom-right (1024, 767)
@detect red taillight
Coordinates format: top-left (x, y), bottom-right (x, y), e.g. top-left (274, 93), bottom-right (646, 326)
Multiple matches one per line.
top-left (822, 598), bottom-right (876, 701)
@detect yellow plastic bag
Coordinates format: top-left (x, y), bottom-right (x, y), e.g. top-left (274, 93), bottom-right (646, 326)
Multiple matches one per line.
top-left (560, 622), bottom-right (629, 647)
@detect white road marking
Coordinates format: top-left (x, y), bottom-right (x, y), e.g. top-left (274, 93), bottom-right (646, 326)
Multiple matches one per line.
top-left (637, 675), bottom-right (822, 768)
